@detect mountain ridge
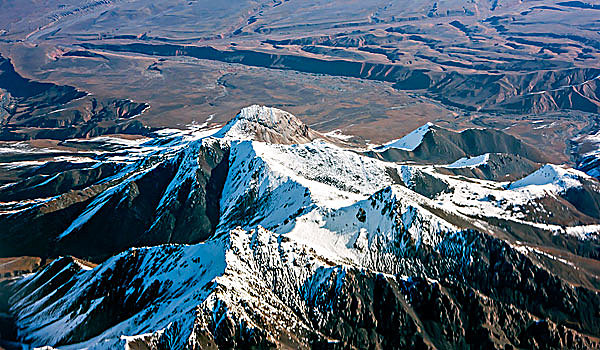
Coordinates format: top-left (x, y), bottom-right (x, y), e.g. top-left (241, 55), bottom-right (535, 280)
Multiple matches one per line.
top-left (367, 123), bottom-right (549, 164)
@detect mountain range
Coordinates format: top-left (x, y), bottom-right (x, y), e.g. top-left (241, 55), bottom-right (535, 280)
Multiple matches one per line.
top-left (1, 105), bottom-right (599, 349)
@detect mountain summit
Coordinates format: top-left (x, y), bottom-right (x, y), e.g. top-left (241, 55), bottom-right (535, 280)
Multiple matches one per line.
top-left (215, 105), bottom-right (323, 144)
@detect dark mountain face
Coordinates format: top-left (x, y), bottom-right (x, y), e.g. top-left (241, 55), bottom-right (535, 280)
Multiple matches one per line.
top-left (367, 124), bottom-right (548, 165)
top-left (0, 138), bottom-right (229, 262)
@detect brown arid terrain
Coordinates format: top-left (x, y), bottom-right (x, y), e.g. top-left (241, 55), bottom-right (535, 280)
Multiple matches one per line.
top-left (0, 0), bottom-right (599, 162)
top-left (0, 257), bottom-right (41, 279)
top-left (1, 1), bottom-right (600, 349)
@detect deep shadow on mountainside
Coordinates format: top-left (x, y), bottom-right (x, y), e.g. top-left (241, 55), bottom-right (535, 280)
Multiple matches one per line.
top-left (0, 141), bottom-right (230, 262)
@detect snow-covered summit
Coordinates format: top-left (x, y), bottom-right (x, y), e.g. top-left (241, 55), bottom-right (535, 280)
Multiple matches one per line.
top-left (214, 105), bottom-right (321, 144)
top-left (375, 122), bottom-right (434, 152)
top-left (509, 164), bottom-right (587, 191)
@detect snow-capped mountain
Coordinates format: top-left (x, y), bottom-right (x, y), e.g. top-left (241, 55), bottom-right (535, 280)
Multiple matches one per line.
top-left (509, 164), bottom-right (588, 191)
top-left (374, 122), bottom-right (434, 151)
top-left (444, 153), bottom-right (490, 168)
top-left (2, 106), bottom-right (600, 349)
top-left (214, 104), bottom-right (325, 144)
top-left (367, 122), bottom-right (548, 165)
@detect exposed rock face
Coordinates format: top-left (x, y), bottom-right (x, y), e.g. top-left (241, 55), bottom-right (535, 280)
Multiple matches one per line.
top-left (0, 55), bottom-right (151, 141)
top-left (215, 104), bottom-right (324, 144)
top-left (437, 153), bottom-right (540, 181)
top-left (0, 134), bottom-right (229, 262)
top-left (367, 124), bottom-right (548, 165)
top-left (1, 106), bottom-right (599, 349)
top-left (7, 225), bottom-right (600, 349)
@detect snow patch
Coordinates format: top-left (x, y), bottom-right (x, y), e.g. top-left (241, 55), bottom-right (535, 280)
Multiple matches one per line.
top-left (324, 129), bottom-right (354, 141)
top-left (565, 225), bottom-right (600, 240)
top-left (445, 154), bottom-right (490, 169)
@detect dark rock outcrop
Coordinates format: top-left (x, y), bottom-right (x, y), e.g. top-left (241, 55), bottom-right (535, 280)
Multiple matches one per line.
top-left (0, 140), bottom-right (230, 262)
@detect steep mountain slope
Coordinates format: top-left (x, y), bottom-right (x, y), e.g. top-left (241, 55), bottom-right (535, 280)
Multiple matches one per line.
top-left (436, 153), bottom-right (541, 181)
top-left (0, 105), bottom-right (327, 261)
top-left (573, 128), bottom-right (600, 179)
top-left (513, 165), bottom-right (600, 221)
top-left (0, 131), bottom-right (228, 261)
top-left (1, 106), bottom-right (600, 349)
top-left (367, 123), bottom-right (548, 164)
top-left (9, 224), bottom-right (600, 349)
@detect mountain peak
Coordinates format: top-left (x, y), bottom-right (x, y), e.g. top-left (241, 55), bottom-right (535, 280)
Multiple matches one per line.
top-left (509, 164), bottom-right (587, 191)
top-left (215, 105), bottom-right (322, 144)
top-left (375, 122), bottom-right (435, 152)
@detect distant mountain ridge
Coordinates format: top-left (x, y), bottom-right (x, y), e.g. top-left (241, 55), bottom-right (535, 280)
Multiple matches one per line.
top-left (367, 123), bottom-right (548, 164)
